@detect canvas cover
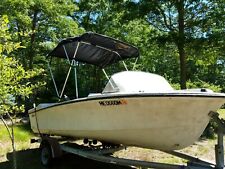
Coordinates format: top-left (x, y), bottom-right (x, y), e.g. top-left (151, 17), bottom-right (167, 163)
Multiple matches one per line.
top-left (48, 32), bottom-right (139, 68)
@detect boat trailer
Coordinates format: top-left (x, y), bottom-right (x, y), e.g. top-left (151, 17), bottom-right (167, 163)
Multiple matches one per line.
top-left (32, 111), bottom-right (225, 169)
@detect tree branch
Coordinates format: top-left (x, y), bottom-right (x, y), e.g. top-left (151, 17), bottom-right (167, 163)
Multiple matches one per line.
top-left (155, 4), bottom-right (175, 32)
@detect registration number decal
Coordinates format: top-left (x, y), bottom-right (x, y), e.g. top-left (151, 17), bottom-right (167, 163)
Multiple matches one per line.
top-left (99, 99), bottom-right (127, 106)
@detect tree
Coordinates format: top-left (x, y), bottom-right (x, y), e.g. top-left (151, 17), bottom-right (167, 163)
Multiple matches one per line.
top-left (74, 0), bottom-right (180, 90)
top-left (0, 0), bottom-right (84, 70)
top-left (54, 0), bottom-right (225, 93)
top-left (0, 15), bottom-right (44, 169)
top-left (118, 0), bottom-right (225, 89)
top-left (0, 0), bottom-right (85, 104)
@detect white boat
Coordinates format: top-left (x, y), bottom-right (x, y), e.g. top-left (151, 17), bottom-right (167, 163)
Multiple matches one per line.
top-left (29, 32), bottom-right (225, 151)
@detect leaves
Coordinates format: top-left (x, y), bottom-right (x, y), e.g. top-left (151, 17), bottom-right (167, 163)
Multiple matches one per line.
top-left (0, 15), bottom-right (45, 114)
top-left (0, 0), bottom-right (83, 69)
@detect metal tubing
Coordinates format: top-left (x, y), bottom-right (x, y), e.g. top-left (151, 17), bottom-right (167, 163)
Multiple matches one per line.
top-left (122, 61), bottom-right (128, 71)
top-left (132, 57), bottom-right (139, 70)
top-left (72, 42), bottom-right (80, 98)
top-left (73, 42), bottom-right (80, 59)
top-left (63, 45), bottom-right (71, 64)
top-left (74, 61), bottom-right (78, 98)
top-left (60, 62), bottom-right (73, 98)
top-left (80, 41), bottom-right (128, 71)
top-left (215, 130), bottom-right (224, 169)
top-left (208, 111), bottom-right (225, 169)
top-left (60, 144), bottom-right (187, 169)
top-left (60, 42), bottom-right (80, 99)
top-left (102, 69), bottom-right (115, 89)
top-left (164, 151), bottom-right (215, 166)
top-left (102, 69), bottom-right (110, 81)
top-left (81, 41), bottom-right (120, 57)
top-left (47, 61), bottom-right (60, 98)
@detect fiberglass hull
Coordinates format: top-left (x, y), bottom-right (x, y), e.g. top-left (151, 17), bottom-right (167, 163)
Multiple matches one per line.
top-left (29, 94), bottom-right (225, 151)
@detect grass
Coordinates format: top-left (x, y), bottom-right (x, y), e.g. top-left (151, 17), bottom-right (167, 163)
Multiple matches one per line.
top-left (0, 123), bottom-right (34, 156)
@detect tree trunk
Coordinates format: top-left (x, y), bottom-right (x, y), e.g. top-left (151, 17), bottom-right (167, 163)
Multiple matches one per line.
top-left (16, 22), bottom-right (28, 70)
top-left (176, 0), bottom-right (187, 89)
top-left (29, 10), bottom-right (38, 69)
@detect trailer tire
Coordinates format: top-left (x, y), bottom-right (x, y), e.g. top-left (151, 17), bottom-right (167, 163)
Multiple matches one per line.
top-left (41, 143), bottom-right (53, 167)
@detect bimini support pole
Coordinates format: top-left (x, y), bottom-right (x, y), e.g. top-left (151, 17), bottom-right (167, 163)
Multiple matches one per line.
top-left (72, 42), bottom-right (80, 99)
top-left (209, 111), bottom-right (225, 169)
top-left (122, 61), bottom-right (128, 71)
top-left (74, 61), bottom-right (78, 99)
top-left (47, 61), bottom-right (60, 98)
top-left (102, 69), bottom-right (112, 86)
top-left (132, 57), bottom-right (139, 70)
top-left (60, 61), bottom-right (73, 99)
top-left (60, 42), bottom-right (80, 99)
top-left (102, 69), bottom-right (117, 90)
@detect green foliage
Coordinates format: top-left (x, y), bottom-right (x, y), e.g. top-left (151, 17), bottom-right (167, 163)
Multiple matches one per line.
top-left (0, 15), bottom-right (45, 114)
top-left (0, 0), bottom-right (85, 104)
top-left (0, 0), bottom-right (84, 69)
top-left (170, 80), bottom-right (222, 92)
top-left (75, 0), bottom-right (224, 89)
top-left (186, 81), bottom-right (222, 92)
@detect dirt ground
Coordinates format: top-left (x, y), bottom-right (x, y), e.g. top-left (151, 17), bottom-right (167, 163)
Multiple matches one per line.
top-left (0, 138), bottom-right (223, 169)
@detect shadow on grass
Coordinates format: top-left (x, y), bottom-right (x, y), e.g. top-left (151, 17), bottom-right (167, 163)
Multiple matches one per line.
top-left (0, 148), bottom-right (131, 169)
top-left (15, 123), bottom-right (33, 133)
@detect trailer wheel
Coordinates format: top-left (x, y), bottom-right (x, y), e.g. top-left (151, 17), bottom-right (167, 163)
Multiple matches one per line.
top-left (41, 144), bottom-right (53, 166)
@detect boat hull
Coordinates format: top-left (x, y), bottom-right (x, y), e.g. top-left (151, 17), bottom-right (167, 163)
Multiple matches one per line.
top-left (29, 95), bottom-right (225, 150)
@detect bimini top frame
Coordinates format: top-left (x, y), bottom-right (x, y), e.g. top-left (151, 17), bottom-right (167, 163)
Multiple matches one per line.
top-left (48, 32), bottom-right (139, 68)
top-left (47, 32), bottom-right (139, 100)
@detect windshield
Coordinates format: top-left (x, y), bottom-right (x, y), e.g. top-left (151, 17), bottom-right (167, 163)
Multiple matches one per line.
top-left (102, 71), bottom-right (173, 93)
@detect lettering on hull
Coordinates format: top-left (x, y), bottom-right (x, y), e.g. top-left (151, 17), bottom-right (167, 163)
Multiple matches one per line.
top-left (99, 99), bottom-right (127, 106)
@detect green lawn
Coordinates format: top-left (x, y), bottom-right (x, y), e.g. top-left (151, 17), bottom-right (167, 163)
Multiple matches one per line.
top-left (0, 123), bottom-right (34, 156)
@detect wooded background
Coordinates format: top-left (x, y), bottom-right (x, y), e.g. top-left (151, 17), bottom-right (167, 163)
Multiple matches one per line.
top-left (0, 0), bottom-right (225, 110)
